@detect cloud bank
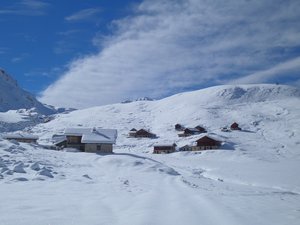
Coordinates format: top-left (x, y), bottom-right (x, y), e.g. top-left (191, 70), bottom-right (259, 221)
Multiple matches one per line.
top-left (40, 0), bottom-right (300, 109)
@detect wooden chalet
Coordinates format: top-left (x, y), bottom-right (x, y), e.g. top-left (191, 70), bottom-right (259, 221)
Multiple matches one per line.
top-left (195, 136), bottom-right (221, 150)
top-left (230, 122), bottom-right (241, 130)
top-left (2, 133), bottom-right (38, 143)
top-left (133, 129), bottom-right (156, 138)
top-left (175, 124), bottom-right (184, 131)
top-left (153, 144), bottom-right (176, 154)
top-left (61, 127), bottom-right (117, 153)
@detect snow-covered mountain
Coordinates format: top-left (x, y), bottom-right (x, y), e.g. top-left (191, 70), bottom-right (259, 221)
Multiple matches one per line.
top-left (33, 84), bottom-right (300, 142)
top-left (0, 68), bottom-right (55, 115)
top-left (1, 84), bottom-right (300, 225)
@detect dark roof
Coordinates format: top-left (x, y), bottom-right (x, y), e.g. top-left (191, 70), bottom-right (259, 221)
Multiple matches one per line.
top-left (231, 122), bottom-right (239, 127)
top-left (184, 128), bottom-right (199, 132)
top-left (130, 128), bottom-right (137, 131)
top-left (136, 129), bottom-right (155, 135)
top-left (195, 126), bottom-right (206, 131)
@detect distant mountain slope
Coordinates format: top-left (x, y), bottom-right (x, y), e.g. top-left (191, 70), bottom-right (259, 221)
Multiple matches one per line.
top-left (33, 84), bottom-right (300, 158)
top-left (0, 69), bottom-right (55, 115)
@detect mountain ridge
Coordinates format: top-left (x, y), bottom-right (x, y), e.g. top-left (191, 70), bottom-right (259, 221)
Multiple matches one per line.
top-left (0, 69), bottom-right (55, 115)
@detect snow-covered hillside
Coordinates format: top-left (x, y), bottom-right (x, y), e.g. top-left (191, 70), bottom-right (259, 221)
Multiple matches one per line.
top-left (1, 84), bottom-right (300, 225)
top-left (0, 69), bottom-right (55, 115)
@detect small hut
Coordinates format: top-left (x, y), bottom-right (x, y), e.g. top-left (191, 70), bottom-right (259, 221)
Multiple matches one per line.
top-left (153, 144), bottom-right (176, 154)
top-left (230, 122), bottom-right (241, 130)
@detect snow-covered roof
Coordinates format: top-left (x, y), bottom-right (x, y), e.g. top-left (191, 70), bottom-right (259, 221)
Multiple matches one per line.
top-left (2, 133), bottom-right (39, 140)
top-left (64, 127), bottom-right (117, 144)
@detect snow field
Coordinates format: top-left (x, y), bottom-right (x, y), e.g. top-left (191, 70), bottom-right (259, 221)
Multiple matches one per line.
top-left (0, 84), bottom-right (300, 224)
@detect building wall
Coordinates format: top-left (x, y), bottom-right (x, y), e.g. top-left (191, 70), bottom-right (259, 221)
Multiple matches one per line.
top-left (180, 146), bottom-right (192, 151)
top-left (192, 145), bottom-right (219, 151)
top-left (67, 136), bottom-right (82, 144)
top-left (85, 143), bottom-right (113, 153)
top-left (66, 143), bottom-right (85, 151)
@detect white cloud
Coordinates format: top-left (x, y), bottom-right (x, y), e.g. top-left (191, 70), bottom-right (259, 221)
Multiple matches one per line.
top-left (228, 57), bottom-right (300, 84)
top-left (65, 8), bottom-right (102, 22)
top-left (0, 0), bottom-right (50, 16)
top-left (40, 0), bottom-right (300, 109)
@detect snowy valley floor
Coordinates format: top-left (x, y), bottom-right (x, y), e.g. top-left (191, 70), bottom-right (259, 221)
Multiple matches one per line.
top-left (0, 140), bottom-right (299, 225)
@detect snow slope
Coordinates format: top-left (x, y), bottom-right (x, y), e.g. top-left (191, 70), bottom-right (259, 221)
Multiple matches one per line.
top-left (1, 84), bottom-right (300, 225)
top-left (0, 68), bottom-right (54, 115)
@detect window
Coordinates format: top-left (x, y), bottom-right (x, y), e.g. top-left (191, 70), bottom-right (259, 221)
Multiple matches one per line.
top-left (97, 145), bottom-right (102, 151)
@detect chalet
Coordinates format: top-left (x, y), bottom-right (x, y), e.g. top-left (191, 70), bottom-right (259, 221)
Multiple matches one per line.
top-left (153, 144), bottom-right (176, 154)
top-left (178, 128), bottom-right (200, 137)
top-left (128, 128), bottom-right (137, 137)
top-left (230, 122), bottom-right (241, 130)
top-left (133, 129), bottom-right (156, 138)
top-left (195, 136), bottom-right (221, 150)
top-left (2, 133), bottom-right (38, 143)
top-left (62, 127), bottom-right (117, 153)
top-left (175, 124), bottom-right (184, 131)
top-left (195, 126), bottom-right (207, 133)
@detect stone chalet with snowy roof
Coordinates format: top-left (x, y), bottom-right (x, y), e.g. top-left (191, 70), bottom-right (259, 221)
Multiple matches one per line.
top-left (63, 127), bottom-right (117, 153)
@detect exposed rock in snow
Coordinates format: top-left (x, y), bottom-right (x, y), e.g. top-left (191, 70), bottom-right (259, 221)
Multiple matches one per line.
top-left (30, 162), bottom-right (41, 171)
top-left (82, 174), bottom-right (92, 179)
top-left (37, 168), bottom-right (54, 178)
top-left (12, 177), bottom-right (28, 182)
top-left (13, 162), bottom-right (26, 173)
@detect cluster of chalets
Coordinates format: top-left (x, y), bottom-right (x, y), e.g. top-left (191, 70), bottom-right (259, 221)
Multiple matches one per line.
top-left (1, 122), bottom-right (241, 155)
top-left (129, 122), bottom-right (242, 154)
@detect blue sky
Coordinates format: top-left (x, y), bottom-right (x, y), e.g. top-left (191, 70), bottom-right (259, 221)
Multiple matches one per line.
top-left (0, 0), bottom-right (140, 93)
top-left (1, 0), bottom-right (300, 108)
